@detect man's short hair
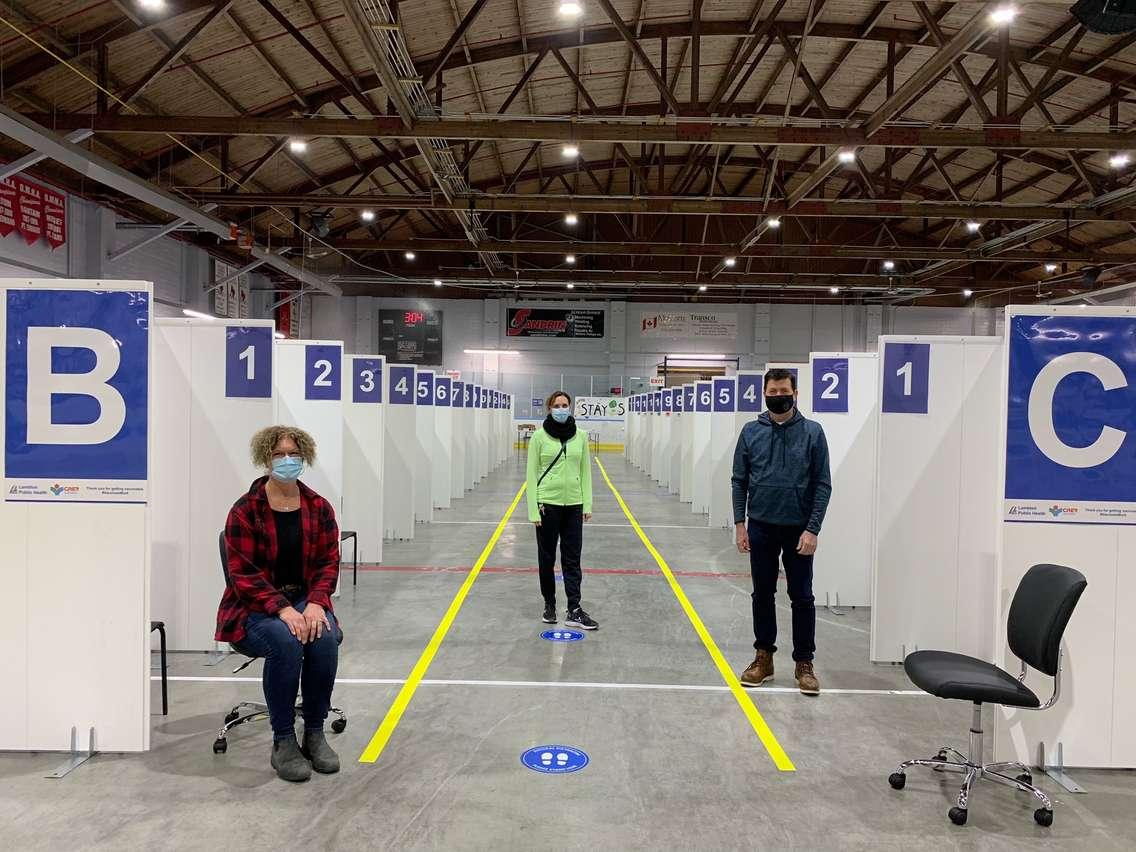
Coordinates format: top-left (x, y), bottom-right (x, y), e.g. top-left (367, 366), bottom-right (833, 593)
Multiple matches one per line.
top-left (763, 368), bottom-right (797, 391)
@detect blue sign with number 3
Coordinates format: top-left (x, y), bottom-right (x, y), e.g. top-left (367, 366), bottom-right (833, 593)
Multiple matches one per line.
top-left (352, 357), bottom-right (382, 404)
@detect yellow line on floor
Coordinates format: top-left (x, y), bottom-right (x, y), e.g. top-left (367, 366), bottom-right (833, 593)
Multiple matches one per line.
top-left (594, 457), bottom-right (796, 772)
top-left (358, 482), bottom-right (527, 764)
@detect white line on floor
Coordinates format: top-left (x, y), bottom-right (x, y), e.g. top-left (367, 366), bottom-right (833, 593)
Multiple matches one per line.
top-left (154, 674), bottom-right (924, 696)
top-left (434, 520), bottom-right (713, 530)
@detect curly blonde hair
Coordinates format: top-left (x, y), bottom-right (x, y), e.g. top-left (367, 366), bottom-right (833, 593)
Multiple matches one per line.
top-left (250, 425), bottom-right (317, 469)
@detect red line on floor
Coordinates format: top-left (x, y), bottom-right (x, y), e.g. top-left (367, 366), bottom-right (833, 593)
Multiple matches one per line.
top-left (352, 564), bottom-right (749, 579)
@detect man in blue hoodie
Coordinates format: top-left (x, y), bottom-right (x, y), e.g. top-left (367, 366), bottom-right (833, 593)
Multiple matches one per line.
top-left (731, 368), bottom-right (831, 695)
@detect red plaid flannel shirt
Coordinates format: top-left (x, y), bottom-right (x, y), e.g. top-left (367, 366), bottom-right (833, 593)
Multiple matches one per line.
top-left (215, 476), bottom-right (340, 643)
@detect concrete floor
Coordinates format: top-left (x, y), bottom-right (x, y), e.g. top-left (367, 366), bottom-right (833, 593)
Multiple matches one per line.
top-left (3, 454), bottom-right (1135, 851)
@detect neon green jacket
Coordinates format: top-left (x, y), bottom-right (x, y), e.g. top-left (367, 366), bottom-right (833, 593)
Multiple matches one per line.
top-left (526, 426), bottom-right (593, 522)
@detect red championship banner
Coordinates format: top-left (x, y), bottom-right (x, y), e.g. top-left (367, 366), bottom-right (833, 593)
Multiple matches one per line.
top-left (16, 177), bottom-right (44, 245)
top-left (0, 179), bottom-right (16, 238)
top-left (42, 187), bottom-right (66, 249)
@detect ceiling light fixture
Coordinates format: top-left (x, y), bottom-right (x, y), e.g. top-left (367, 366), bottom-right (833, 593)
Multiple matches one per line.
top-left (465, 348), bottom-right (521, 356)
top-left (288, 139), bottom-right (308, 154)
top-left (965, 220), bottom-right (981, 233)
top-left (963, 288), bottom-right (974, 298)
top-left (829, 286), bottom-right (840, 294)
top-left (434, 279), bottom-right (443, 287)
top-left (698, 285), bottom-right (707, 292)
top-left (182, 308), bottom-right (214, 320)
top-left (883, 260), bottom-right (896, 271)
top-left (562, 143), bottom-right (579, 158)
top-left (1109, 153), bottom-right (1130, 169)
top-left (565, 254), bottom-right (576, 264)
top-left (139, 0), bottom-right (165, 10)
top-left (566, 283), bottom-right (575, 289)
top-left (989, 5), bottom-right (1018, 25)
top-left (404, 251), bottom-right (416, 261)
top-left (565, 212), bottom-right (579, 226)
top-left (837, 149), bottom-right (856, 164)
top-left (558, 1), bottom-right (583, 18)
top-left (1044, 263), bottom-right (1058, 273)
top-left (360, 209), bottom-right (375, 222)
top-left (724, 257), bottom-right (737, 267)
top-left (767, 217), bottom-right (781, 229)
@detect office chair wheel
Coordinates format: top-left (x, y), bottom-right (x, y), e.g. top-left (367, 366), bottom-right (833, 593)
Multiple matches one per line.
top-left (331, 718), bottom-right (347, 734)
top-left (888, 772), bottom-right (906, 790)
top-left (1034, 808), bottom-right (1053, 827)
top-left (948, 807), bottom-right (968, 826)
top-left (224, 710), bottom-right (239, 724)
top-left (212, 738), bottom-right (228, 754)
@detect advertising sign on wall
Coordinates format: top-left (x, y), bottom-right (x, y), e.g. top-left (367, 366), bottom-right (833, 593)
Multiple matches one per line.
top-left (5, 287), bottom-right (149, 502)
top-left (640, 310), bottom-right (737, 339)
top-left (1003, 311), bottom-right (1136, 524)
top-left (506, 307), bottom-right (605, 338)
top-left (0, 177), bottom-right (66, 249)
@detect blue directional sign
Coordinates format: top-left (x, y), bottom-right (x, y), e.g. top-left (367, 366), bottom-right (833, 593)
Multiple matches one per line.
top-left (520, 744), bottom-right (589, 774)
top-left (541, 629), bottom-right (585, 642)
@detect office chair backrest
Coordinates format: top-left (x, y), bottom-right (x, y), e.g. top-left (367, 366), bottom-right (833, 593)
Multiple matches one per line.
top-left (1007, 563), bottom-right (1087, 677)
top-left (218, 531), bottom-right (232, 588)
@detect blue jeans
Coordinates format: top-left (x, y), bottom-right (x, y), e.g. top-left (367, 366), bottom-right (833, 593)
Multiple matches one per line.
top-left (231, 599), bottom-right (341, 741)
top-left (748, 521), bottom-right (816, 662)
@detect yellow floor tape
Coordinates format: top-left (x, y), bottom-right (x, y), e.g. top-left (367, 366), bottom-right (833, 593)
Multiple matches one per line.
top-left (594, 457), bottom-right (796, 772)
top-left (358, 483), bottom-right (527, 764)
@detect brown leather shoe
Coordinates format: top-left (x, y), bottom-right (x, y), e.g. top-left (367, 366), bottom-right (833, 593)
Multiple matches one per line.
top-left (740, 649), bottom-right (774, 687)
top-left (795, 661), bottom-right (820, 696)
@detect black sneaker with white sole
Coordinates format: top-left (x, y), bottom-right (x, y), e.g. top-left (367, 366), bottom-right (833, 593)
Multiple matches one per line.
top-left (565, 608), bottom-right (598, 630)
top-left (542, 604), bottom-right (557, 624)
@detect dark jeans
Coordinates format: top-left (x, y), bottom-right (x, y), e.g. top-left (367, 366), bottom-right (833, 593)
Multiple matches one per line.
top-left (231, 599), bottom-right (341, 741)
top-left (536, 503), bottom-right (584, 610)
top-left (748, 521), bottom-right (816, 662)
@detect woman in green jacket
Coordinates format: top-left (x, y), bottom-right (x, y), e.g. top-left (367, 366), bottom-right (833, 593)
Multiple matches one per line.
top-left (527, 390), bottom-right (598, 630)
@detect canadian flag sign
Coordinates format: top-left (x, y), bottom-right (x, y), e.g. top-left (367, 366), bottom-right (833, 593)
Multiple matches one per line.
top-left (0, 175), bottom-right (66, 249)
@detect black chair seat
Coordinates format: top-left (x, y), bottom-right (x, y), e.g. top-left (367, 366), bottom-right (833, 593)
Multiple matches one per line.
top-left (904, 650), bottom-right (1041, 708)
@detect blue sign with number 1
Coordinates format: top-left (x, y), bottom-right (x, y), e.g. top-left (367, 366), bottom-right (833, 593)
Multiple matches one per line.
top-left (882, 342), bottom-right (930, 414)
top-left (225, 326), bottom-right (272, 399)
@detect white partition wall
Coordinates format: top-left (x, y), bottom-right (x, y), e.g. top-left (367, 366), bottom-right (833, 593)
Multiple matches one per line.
top-left (153, 318), bottom-right (274, 650)
top-left (384, 363), bottom-right (416, 539)
top-left (659, 388), bottom-right (674, 490)
top-left (414, 369), bottom-right (435, 523)
top-left (692, 381), bottom-right (713, 515)
top-left (870, 336), bottom-right (1001, 663)
top-left (450, 380), bottom-right (466, 500)
top-left (668, 388), bottom-right (683, 495)
top-left (651, 389), bottom-right (665, 483)
top-left (808, 353), bottom-right (879, 608)
top-left (463, 384), bottom-right (477, 493)
top-left (432, 375), bottom-right (453, 510)
top-left (478, 385), bottom-right (490, 479)
top-left (680, 385), bottom-right (695, 503)
top-left (343, 355), bottom-right (385, 563)
top-left (709, 376), bottom-right (738, 529)
top-left (993, 306), bottom-right (1136, 769)
top-left (274, 340), bottom-right (344, 518)
top-left (1, 279), bottom-right (152, 752)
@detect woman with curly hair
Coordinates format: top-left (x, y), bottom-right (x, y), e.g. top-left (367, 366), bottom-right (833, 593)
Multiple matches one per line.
top-left (215, 425), bottom-right (342, 782)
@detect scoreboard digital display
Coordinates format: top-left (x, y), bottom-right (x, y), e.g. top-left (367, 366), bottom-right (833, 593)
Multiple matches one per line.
top-left (379, 309), bottom-right (443, 364)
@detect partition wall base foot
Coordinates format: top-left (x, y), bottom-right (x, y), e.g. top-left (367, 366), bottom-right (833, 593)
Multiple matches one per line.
top-left (825, 592), bottom-right (847, 615)
top-left (46, 727), bottom-right (96, 778)
top-left (1039, 741), bottom-right (1085, 794)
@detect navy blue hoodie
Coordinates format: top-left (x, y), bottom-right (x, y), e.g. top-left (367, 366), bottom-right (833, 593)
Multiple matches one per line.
top-left (731, 410), bottom-right (832, 533)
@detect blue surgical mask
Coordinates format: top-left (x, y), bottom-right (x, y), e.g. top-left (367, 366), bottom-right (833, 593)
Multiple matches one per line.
top-left (551, 408), bottom-right (571, 423)
top-left (271, 455), bottom-right (304, 482)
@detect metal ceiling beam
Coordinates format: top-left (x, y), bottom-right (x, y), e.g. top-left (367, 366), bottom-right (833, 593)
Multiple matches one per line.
top-left (268, 237), bottom-right (1119, 264)
top-left (0, 105), bottom-right (339, 296)
top-left (29, 113), bottom-right (1133, 151)
top-left (594, 0), bottom-right (682, 115)
top-left (188, 191), bottom-right (1136, 223)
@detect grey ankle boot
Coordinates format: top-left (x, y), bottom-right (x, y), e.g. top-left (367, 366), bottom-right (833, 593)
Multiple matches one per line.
top-left (301, 729), bottom-right (340, 774)
top-left (271, 736), bottom-right (312, 782)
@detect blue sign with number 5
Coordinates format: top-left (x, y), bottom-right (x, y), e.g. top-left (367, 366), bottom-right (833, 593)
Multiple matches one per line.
top-left (713, 378), bottom-right (736, 412)
top-left (416, 371), bottom-right (434, 406)
top-left (882, 342), bottom-right (930, 414)
top-left (812, 358), bottom-right (849, 413)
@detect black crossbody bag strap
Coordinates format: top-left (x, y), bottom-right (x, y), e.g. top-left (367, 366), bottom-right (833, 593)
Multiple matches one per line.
top-left (536, 438), bottom-right (568, 487)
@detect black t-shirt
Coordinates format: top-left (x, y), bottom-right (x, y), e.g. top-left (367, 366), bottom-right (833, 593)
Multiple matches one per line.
top-left (272, 509), bottom-right (304, 593)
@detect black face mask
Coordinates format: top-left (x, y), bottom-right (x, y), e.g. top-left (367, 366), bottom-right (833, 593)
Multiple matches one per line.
top-left (765, 394), bottom-right (795, 415)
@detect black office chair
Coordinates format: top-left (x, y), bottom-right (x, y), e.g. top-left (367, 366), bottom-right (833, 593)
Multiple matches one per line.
top-left (888, 563), bottom-right (1087, 827)
top-left (213, 532), bottom-right (347, 754)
